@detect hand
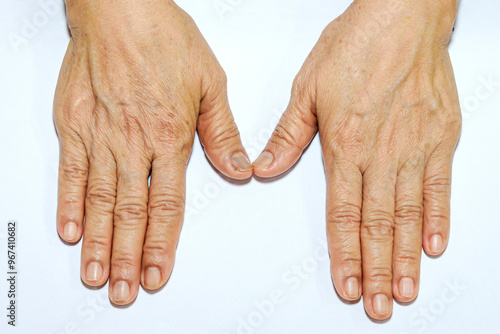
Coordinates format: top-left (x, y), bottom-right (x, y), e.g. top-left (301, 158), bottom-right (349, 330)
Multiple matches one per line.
top-left (253, 0), bottom-right (461, 319)
top-left (55, 0), bottom-right (252, 305)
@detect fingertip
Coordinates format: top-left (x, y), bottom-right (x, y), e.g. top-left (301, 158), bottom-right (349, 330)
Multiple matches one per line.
top-left (343, 276), bottom-right (361, 301)
top-left (226, 151), bottom-right (253, 180)
top-left (204, 147), bottom-right (253, 180)
top-left (424, 234), bottom-right (447, 256)
top-left (252, 151), bottom-right (274, 174)
top-left (109, 280), bottom-right (136, 306)
top-left (58, 221), bottom-right (82, 243)
top-left (252, 150), bottom-right (299, 178)
top-left (141, 254), bottom-right (175, 291)
top-left (141, 266), bottom-right (163, 291)
top-left (394, 277), bottom-right (418, 302)
top-left (81, 261), bottom-right (107, 286)
top-left (230, 152), bottom-right (252, 172)
top-left (369, 294), bottom-right (393, 320)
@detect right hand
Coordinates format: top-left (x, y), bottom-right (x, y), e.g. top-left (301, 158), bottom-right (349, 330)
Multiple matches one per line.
top-left (253, 0), bottom-right (460, 319)
top-left (55, 0), bottom-right (252, 305)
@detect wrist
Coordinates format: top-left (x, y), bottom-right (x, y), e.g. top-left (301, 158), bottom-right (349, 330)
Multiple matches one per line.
top-left (352, 0), bottom-right (457, 40)
top-left (64, 0), bottom-right (175, 36)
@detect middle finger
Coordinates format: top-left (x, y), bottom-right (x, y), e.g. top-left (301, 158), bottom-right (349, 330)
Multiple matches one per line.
top-left (109, 154), bottom-right (150, 305)
top-left (361, 161), bottom-right (397, 320)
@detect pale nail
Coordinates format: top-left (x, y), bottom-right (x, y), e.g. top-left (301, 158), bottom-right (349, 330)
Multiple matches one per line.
top-left (253, 151), bottom-right (274, 170)
top-left (399, 277), bottom-right (414, 298)
top-left (345, 277), bottom-right (359, 299)
top-left (86, 262), bottom-right (102, 282)
top-left (430, 234), bottom-right (443, 253)
top-left (230, 152), bottom-right (252, 172)
top-left (373, 294), bottom-right (390, 316)
top-left (63, 222), bottom-right (77, 240)
top-left (144, 267), bottom-right (162, 289)
top-left (112, 280), bottom-right (130, 302)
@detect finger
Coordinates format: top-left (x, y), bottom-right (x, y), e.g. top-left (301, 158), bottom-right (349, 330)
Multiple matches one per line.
top-left (141, 154), bottom-right (186, 290)
top-left (392, 158), bottom-right (424, 302)
top-left (361, 163), bottom-right (397, 320)
top-left (80, 144), bottom-right (116, 286)
top-left (57, 132), bottom-right (88, 243)
top-left (326, 159), bottom-right (363, 301)
top-left (198, 71), bottom-right (252, 180)
top-left (109, 158), bottom-right (150, 305)
top-left (253, 80), bottom-right (317, 178)
top-left (422, 145), bottom-right (455, 256)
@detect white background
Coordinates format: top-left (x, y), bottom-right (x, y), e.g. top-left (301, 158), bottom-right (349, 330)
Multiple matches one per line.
top-left (1, 0), bottom-right (499, 333)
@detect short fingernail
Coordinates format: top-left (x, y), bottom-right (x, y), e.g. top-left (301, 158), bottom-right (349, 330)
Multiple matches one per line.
top-left (430, 234), bottom-right (443, 253)
top-left (399, 277), bottom-right (414, 298)
top-left (253, 151), bottom-right (273, 170)
top-left (112, 280), bottom-right (130, 302)
top-left (230, 152), bottom-right (252, 172)
top-left (373, 294), bottom-right (390, 316)
top-left (63, 222), bottom-right (77, 240)
top-left (144, 267), bottom-right (162, 289)
top-left (86, 262), bottom-right (103, 282)
top-left (344, 277), bottom-right (359, 299)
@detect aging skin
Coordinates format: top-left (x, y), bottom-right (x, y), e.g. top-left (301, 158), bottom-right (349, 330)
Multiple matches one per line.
top-left (55, 0), bottom-right (252, 305)
top-left (55, 0), bottom-right (461, 319)
top-left (254, 0), bottom-right (461, 320)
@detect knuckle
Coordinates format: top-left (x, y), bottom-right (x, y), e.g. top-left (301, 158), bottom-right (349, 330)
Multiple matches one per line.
top-left (143, 242), bottom-right (168, 255)
top-left (327, 204), bottom-right (362, 232)
top-left (367, 266), bottom-right (393, 283)
top-left (61, 161), bottom-right (88, 182)
top-left (336, 253), bottom-right (362, 270)
top-left (440, 112), bottom-right (462, 137)
top-left (114, 199), bottom-right (148, 225)
top-left (86, 181), bottom-right (116, 211)
top-left (394, 201), bottom-right (423, 223)
top-left (155, 113), bottom-right (193, 143)
top-left (320, 120), bottom-right (364, 164)
top-left (84, 234), bottom-right (112, 251)
top-left (153, 116), bottom-right (195, 160)
top-left (59, 194), bottom-right (84, 210)
top-left (143, 242), bottom-right (173, 264)
top-left (148, 192), bottom-right (185, 219)
top-left (291, 72), bottom-right (310, 93)
top-left (393, 249), bottom-right (420, 265)
top-left (425, 209), bottom-right (450, 225)
top-left (271, 119), bottom-right (301, 150)
top-left (211, 124), bottom-right (240, 150)
top-left (215, 68), bottom-right (228, 86)
top-left (111, 254), bottom-right (137, 273)
top-left (424, 176), bottom-right (451, 195)
top-left (361, 211), bottom-right (394, 238)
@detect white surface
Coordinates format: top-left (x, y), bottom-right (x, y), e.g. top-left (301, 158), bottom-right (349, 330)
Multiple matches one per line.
top-left (1, 0), bottom-right (500, 333)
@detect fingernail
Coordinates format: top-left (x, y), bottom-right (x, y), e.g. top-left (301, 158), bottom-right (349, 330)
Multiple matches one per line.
top-left (253, 151), bottom-right (274, 170)
top-left (63, 222), bottom-right (77, 240)
top-left (144, 267), bottom-right (162, 289)
top-left (345, 277), bottom-right (359, 299)
top-left (230, 152), bottom-right (252, 172)
top-left (112, 280), bottom-right (130, 302)
top-left (430, 234), bottom-right (443, 253)
top-left (86, 262), bottom-right (103, 282)
top-left (373, 294), bottom-right (390, 316)
top-left (399, 277), bottom-right (414, 298)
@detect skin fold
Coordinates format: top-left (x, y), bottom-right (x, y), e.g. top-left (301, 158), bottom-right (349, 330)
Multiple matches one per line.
top-left (253, 0), bottom-right (461, 320)
top-left (54, 0), bottom-right (252, 305)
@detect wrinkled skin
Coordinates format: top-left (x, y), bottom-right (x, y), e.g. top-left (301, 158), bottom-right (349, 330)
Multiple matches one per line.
top-left (254, 0), bottom-right (461, 319)
top-left (55, 0), bottom-right (252, 305)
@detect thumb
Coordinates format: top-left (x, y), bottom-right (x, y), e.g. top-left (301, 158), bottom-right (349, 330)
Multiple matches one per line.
top-left (197, 71), bottom-right (252, 180)
top-left (253, 83), bottom-right (317, 178)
